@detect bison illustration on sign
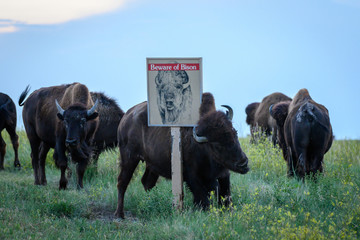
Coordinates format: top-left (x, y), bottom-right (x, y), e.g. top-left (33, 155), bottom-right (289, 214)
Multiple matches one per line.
top-left (155, 70), bottom-right (192, 124)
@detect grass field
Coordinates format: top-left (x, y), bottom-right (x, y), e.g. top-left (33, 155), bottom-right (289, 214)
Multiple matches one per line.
top-left (0, 130), bottom-right (359, 239)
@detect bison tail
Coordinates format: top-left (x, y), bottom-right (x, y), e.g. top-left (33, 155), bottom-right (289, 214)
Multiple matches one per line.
top-left (303, 103), bottom-right (330, 132)
top-left (18, 85), bottom-right (31, 106)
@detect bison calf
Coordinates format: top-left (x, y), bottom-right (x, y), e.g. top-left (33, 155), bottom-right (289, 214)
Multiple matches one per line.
top-left (270, 88), bottom-right (333, 178)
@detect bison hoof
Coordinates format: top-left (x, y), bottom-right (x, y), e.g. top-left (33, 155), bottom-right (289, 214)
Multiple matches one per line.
top-left (59, 180), bottom-right (68, 190)
top-left (114, 210), bottom-right (125, 219)
top-left (14, 162), bottom-right (21, 168)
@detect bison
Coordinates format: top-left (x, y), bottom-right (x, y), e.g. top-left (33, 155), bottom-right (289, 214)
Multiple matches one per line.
top-left (155, 70), bottom-right (192, 124)
top-left (90, 92), bottom-right (124, 163)
top-left (0, 93), bottom-right (21, 169)
top-left (269, 88), bottom-right (333, 178)
top-left (19, 83), bottom-right (99, 189)
top-left (245, 92), bottom-right (291, 145)
top-left (115, 92), bottom-right (249, 218)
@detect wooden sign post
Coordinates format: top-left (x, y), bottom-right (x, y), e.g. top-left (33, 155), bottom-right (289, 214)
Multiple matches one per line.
top-left (171, 127), bottom-right (183, 210)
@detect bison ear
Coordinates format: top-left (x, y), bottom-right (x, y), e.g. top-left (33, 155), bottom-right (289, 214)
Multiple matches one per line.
top-left (57, 113), bottom-right (64, 121)
top-left (181, 71), bottom-right (189, 84)
top-left (270, 101), bottom-right (290, 127)
top-left (155, 72), bottom-right (162, 85)
top-left (86, 112), bottom-right (98, 121)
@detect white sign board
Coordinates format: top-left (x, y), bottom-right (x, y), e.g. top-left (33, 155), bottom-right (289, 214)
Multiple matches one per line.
top-left (147, 58), bottom-right (202, 127)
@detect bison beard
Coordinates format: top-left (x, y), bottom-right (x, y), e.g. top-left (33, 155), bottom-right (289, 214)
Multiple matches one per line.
top-left (114, 93), bottom-right (249, 219)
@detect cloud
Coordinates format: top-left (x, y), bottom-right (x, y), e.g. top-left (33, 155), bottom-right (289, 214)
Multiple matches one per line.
top-left (0, 25), bottom-right (18, 34)
top-left (0, 0), bottom-right (131, 25)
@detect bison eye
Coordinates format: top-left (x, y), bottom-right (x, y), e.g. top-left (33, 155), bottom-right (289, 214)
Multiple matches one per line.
top-left (176, 84), bottom-right (182, 89)
top-left (80, 118), bottom-right (86, 128)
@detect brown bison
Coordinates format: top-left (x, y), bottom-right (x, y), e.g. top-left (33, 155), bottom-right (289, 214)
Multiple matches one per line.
top-left (245, 92), bottom-right (291, 144)
top-left (115, 92), bottom-right (249, 218)
top-left (19, 83), bottom-right (99, 189)
top-left (269, 88), bottom-right (333, 178)
top-left (90, 92), bottom-right (124, 163)
top-left (0, 93), bottom-right (21, 169)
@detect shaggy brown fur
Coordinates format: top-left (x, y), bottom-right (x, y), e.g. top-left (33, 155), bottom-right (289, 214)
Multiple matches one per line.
top-left (199, 92), bottom-right (216, 116)
top-left (60, 83), bottom-right (94, 109)
top-left (245, 102), bottom-right (260, 125)
top-left (246, 92), bottom-right (291, 144)
top-left (115, 92), bottom-right (249, 218)
top-left (90, 92), bottom-right (124, 163)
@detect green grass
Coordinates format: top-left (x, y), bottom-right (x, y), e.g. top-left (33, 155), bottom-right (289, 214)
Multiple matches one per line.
top-left (0, 130), bottom-right (359, 239)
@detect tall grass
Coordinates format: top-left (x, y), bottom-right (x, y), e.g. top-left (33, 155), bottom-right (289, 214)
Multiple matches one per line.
top-left (0, 130), bottom-right (359, 239)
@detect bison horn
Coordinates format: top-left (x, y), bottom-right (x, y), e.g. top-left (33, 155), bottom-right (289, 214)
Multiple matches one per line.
top-left (193, 127), bottom-right (208, 143)
top-left (221, 105), bottom-right (233, 121)
top-left (269, 104), bottom-right (274, 116)
top-left (55, 99), bottom-right (65, 116)
top-left (87, 99), bottom-right (99, 116)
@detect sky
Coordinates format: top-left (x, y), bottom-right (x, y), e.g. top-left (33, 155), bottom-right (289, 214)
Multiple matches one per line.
top-left (0, 0), bottom-right (359, 139)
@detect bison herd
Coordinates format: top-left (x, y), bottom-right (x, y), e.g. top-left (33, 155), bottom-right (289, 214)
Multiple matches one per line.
top-left (0, 82), bottom-right (333, 219)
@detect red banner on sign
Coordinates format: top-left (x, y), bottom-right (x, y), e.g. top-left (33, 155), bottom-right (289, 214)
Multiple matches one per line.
top-left (148, 63), bottom-right (200, 71)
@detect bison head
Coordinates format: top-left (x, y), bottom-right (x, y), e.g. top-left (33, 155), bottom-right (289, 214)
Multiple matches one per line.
top-left (155, 70), bottom-right (191, 124)
top-left (245, 102), bottom-right (260, 126)
top-left (56, 99), bottom-right (99, 154)
top-left (193, 106), bottom-right (249, 174)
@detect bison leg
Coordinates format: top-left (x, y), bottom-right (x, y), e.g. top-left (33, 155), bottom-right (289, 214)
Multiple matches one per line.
top-left (25, 126), bottom-right (41, 184)
top-left (38, 142), bottom-right (50, 185)
top-left (217, 173), bottom-right (232, 207)
top-left (54, 140), bottom-right (68, 190)
top-left (24, 127), bottom-right (44, 185)
top-left (114, 150), bottom-right (140, 219)
top-left (271, 127), bottom-right (278, 146)
top-left (309, 153), bottom-right (324, 179)
top-left (297, 152), bottom-right (307, 178)
top-left (286, 147), bottom-right (295, 177)
top-left (91, 149), bottom-right (100, 167)
top-left (186, 174), bottom-right (217, 210)
top-left (0, 133), bottom-right (6, 170)
top-left (6, 126), bottom-right (20, 168)
top-left (76, 160), bottom-right (88, 189)
top-left (141, 166), bottom-right (159, 191)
